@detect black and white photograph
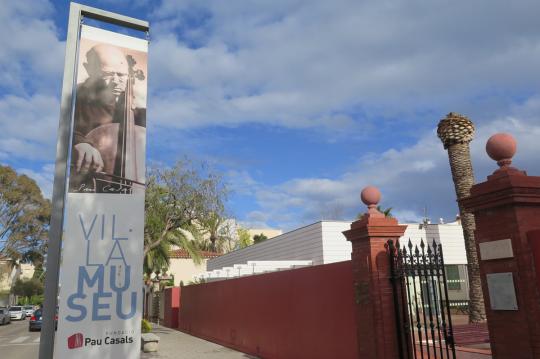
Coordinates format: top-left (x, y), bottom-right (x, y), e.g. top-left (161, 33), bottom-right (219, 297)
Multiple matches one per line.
top-left (69, 27), bottom-right (147, 194)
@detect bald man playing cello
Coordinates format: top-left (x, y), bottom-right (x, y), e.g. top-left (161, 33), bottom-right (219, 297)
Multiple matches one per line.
top-left (69, 44), bottom-right (146, 193)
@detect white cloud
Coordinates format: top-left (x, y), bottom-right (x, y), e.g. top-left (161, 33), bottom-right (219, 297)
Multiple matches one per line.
top-left (228, 103), bottom-right (540, 230)
top-left (392, 210), bottom-right (424, 224)
top-left (148, 0), bottom-right (540, 132)
top-left (0, 94), bottom-right (59, 161)
top-left (0, 0), bottom-right (63, 174)
top-left (241, 210), bottom-right (271, 229)
top-left (2, 0), bottom-right (540, 229)
top-left (0, 1), bottom-right (64, 94)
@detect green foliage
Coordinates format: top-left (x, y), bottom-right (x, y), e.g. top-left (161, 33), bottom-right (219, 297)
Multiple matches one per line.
top-left (356, 205), bottom-right (393, 219)
top-left (141, 319), bottom-right (152, 333)
top-left (17, 294), bottom-right (43, 306)
top-left (23, 250), bottom-right (45, 282)
top-left (187, 277), bottom-right (206, 285)
top-left (162, 278), bottom-right (174, 287)
top-left (197, 212), bottom-right (235, 253)
top-left (377, 206), bottom-right (393, 218)
top-left (11, 278), bottom-right (44, 304)
top-left (143, 234), bottom-right (173, 277)
top-left (237, 227), bottom-right (253, 249)
top-left (0, 165), bottom-right (51, 260)
top-left (0, 290), bottom-right (9, 301)
top-left (253, 233), bottom-right (268, 244)
top-left (32, 265), bottom-right (45, 282)
top-left (144, 160), bottom-right (229, 275)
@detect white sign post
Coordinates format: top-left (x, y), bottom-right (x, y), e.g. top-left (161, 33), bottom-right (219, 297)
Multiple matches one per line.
top-left (40, 4), bottom-right (149, 359)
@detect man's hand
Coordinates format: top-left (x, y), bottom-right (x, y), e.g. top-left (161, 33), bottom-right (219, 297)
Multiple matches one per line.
top-left (73, 143), bottom-right (104, 173)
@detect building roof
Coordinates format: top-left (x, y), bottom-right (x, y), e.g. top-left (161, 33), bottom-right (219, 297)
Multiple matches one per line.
top-left (169, 249), bottom-right (221, 259)
top-left (206, 220), bottom-right (469, 274)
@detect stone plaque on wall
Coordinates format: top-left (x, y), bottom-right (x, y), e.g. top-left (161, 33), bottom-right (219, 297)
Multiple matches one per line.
top-left (486, 272), bottom-right (518, 311)
top-left (479, 239), bottom-right (513, 260)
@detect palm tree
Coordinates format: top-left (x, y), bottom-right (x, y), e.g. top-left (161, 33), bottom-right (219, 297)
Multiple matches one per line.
top-left (356, 205), bottom-right (392, 219)
top-left (198, 212), bottom-right (233, 253)
top-left (143, 227), bottom-right (202, 277)
top-left (437, 112), bottom-right (486, 323)
top-left (377, 206), bottom-right (393, 218)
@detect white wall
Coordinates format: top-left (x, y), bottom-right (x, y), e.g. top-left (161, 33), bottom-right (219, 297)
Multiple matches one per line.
top-left (321, 221), bottom-right (353, 264)
top-left (401, 223), bottom-right (425, 248)
top-left (0, 260), bottom-right (12, 292)
top-left (0, 260), bottom-right (20, 292)
top-left (431, 223), bottom-right (468, 265)
top-left (207, 222), bottom-right (325, 271)
top-left (168, 258), bottom-right (208, 286)
top-left (207, 220), bottom-right (468, 274)
top-left (19, 263), bottom-right (35, 280)
top-left (401, 222), bottom-right (469, 301)
top-left (399, 222), bottom-right (467, 265)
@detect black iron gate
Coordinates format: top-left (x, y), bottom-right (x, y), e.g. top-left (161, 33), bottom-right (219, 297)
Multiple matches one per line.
top-left (387, 239), bottom-right (456, 359)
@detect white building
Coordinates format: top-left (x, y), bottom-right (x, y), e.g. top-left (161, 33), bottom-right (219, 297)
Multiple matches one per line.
top-left (203, 220), bottom-right (469, 302)
top-left (0, 258), bottom-right (36, 306)
top-left (208, 221), bottom-right (352, 271)
top-left (167, 249), bottom-right (220, 286)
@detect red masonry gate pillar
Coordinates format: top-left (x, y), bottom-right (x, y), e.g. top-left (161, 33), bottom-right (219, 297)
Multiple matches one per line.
top-left (462, 133), bottom-right (540, 358)
top-left (343, 186), bottom-right (407, 359)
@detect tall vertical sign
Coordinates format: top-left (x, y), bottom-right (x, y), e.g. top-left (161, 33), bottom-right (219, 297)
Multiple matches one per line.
top-left (40, 4), bottom-right (149, 359)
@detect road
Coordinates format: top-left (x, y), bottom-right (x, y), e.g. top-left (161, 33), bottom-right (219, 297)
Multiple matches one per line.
top-left (0, 317), bottom-right (39, 358)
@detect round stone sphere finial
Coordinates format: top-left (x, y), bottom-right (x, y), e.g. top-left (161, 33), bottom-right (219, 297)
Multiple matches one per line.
top-left (361, 186), bottom-right (381, 208)
top-left (486, 133), bottom-right (516, 168)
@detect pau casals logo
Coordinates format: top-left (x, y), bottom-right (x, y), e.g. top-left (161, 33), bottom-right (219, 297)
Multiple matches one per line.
top-left (67, 333), bottom-right (84, 349)
top-left (67, 332), bottom-right (134, 349)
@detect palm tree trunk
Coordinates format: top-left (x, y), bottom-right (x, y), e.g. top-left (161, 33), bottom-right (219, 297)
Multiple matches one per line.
top-left (447, 143), bottom-right (486, 323)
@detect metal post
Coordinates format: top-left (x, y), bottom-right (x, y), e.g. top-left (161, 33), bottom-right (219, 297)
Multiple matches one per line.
top-left (387, 240), bottom-right (406, 359)
top-left (39, 4), bottom-right (82, 358)
top-left (39, 3), bottom-right (149, 358)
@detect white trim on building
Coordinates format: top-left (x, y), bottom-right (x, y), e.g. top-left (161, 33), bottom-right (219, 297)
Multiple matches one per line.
top-left (207, 220), bottom-right (468, 271)
top-left (203, 220), bottom-right (469, 297)
top-left (207, 222), bottom-right (332, 271)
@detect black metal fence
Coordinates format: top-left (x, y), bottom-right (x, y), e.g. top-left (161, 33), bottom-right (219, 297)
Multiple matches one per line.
top-left (387, 239), bottom-right (456, 359)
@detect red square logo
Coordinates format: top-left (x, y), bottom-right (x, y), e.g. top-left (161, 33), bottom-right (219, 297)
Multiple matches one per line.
top-left (67, 333), bottom-right (83, 349)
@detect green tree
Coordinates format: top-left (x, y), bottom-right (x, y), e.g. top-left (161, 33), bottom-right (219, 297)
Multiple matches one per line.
top-left (0, 165), bottom-right (51, 260)
top-left (253, 233), bottom-right (268, 244)
top-left (23, 250), bottom-right (45, 282)
top-left (197, 212), bottom-right (234, 253)
top-left (11, 278), bottom-right (43, 304)
top-left (237, 228), bottom-right (253, 249)
top-left (144, 160), bottom-right (229, 275)
top-left (377, 206), bottom-right (393, 218)
top-left (356, 205), bottom-right (393, 219)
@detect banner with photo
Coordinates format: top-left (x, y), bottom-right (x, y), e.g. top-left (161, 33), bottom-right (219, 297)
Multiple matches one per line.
top-left (55, 24), bottom-right (147, 359)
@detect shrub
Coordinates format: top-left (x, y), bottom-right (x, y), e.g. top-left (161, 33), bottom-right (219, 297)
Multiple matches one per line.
top-left (141, 319), bottom-right (152, 333)
top-left (162, 279), bottom-right (174, 287)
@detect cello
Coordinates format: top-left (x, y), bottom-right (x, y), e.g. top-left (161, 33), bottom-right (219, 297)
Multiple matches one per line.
top-left (70, 55), bottom-right (146, 194)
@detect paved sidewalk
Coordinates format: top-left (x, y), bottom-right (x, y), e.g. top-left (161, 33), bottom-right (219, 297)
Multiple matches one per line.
top-left (141, 325), bottom-right (258, 359)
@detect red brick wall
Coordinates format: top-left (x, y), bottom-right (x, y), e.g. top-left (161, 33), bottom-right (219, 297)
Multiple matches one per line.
top-left (528, 229), bottom-right (540, 293)
top-left (464, 173), bottom-right (540, 359)
top-left (343, 217), bottom-right (408, 359)
top-left (177, 261), bottom-right (358, 359)
top-left (162, 287), bottom-right (180, 329)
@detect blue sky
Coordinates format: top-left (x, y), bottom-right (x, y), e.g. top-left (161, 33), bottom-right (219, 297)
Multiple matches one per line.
top-left (2, 0), bottom-right (540, 230)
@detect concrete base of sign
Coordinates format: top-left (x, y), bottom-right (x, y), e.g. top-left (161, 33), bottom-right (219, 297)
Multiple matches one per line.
top-left (141, 333), bottom-right (160, 352)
